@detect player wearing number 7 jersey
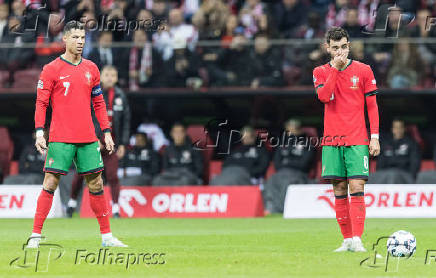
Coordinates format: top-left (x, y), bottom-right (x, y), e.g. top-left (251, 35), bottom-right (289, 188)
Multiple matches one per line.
top-left (29, 21), bottom-right (127, 248)
top-left (313, 27), bottom-right (380, 253)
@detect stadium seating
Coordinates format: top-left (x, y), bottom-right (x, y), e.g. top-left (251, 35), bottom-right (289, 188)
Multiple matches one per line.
top-left (11, 69), bottom-right (40, 89)
top-left (407, 124), bottom-right (425, 152)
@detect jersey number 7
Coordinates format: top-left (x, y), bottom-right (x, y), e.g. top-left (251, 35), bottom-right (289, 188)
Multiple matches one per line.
top-left (63, 82), bottom-right (70, 96)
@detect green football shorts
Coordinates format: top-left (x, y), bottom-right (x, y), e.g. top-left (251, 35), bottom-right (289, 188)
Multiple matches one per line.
top-left (44, 142), bottom-right (104, 175)
top-left (321, 145), bottom-right (369, 180)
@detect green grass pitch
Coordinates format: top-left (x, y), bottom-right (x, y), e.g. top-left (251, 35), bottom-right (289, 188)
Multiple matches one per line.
top-left (1, 216), bottom-right (436, 277)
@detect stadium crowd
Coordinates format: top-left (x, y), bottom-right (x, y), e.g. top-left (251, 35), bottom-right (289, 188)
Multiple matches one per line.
top-left (0, 0), bottom-right (435, 88)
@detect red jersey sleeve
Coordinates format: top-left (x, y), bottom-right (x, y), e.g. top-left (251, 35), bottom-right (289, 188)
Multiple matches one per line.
top-left (35, 65), bottom-right (55, 130)
top-left (313, 67), bottom-right (326, 89)
top-left (90, 65), bottom-right (111, 132)
top-left (363, 65), bottom-right (378, 96)
top-left (363, 65), bottom-right (379, 136)
top-left (313, 66), bottom-right (338, 103)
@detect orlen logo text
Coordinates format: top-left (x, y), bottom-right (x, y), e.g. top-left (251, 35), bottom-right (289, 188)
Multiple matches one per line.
top-left (318, 189), bottom-right (434, 209)
top-left (152, 193), bottom-right (228, 213)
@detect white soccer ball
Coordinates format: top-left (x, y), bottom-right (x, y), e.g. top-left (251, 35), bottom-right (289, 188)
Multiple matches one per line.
top-left (386, 230), bottom-right (416, 257)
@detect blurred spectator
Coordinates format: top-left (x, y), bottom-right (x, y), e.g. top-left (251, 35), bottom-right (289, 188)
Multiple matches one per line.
top-left (239, 0), bottom-right (265, 38)
top-left (210, 126), bottom-right (270, 185)
top-left (63, 0), bottom-right (95, 23)
top-left (409, 9), bottom-right (436, 87)
top-left (181, 0), bottom-right (200, 20)
top-left (343, 7), bottom-right (366, 38)
top-left (106, 0), bottom-right (129, 41)
top-left (35, 12), bottom-right (64, 66)
top-left (374, 5), bottom-right (410, 38)
top-left (119, 133), bottom-right (160, 186)
top-left (0, 16), bottom-right (35, 87)
top-left (88, 31), bottom-right (115, 68)
top-left (349, 40), bottom-right (364, 60)
top-left (152, 123), bottom-right (203, 185)
top-left (210, 28), bottom-right (253, 86)
top-left (309, 0), bottom-right (331, 14)
top-left (136, 120), bottom-right (170, 152)
top-left (263, 119), bottom-right (315, 213)
top-left (161, 36), bottom-right (201, 88)
top-left (169, 8), bottom-right (198, 50)
top-left (357, 0), bottom-right (379, 33)
top-left (410, 9), bottom-right (436, 50)
top-left (10, 0), bottom-right (26, 17)
top-left (153, 9), bottom-right (198, 61)
top-left (192, 0), bottom-right (229, 40)
top-left (125, 0), bottom-right (152, 20)
top-left (129, 29), bottom-right (164, 90)
top-left (256, 14), bottom-right (277, 38)
top-left (80, 11), bottom-right (99, 59)
top-left (3, 132), bottom-right (45, 185)
top-left (369, 119), bottom-right (421, 184)
top-left (294, 11), bottom-right (324, 39)
top-left (349, 40), bottom-right (377, 71)
top-left (151, 0), bottom-right (169, 23)
top-left (220, 14), bottom-right (238, 46)
top-left (135, 9), bottom-right (157, 39)
top-left (88, 31), bottom-right (126, 85)
top-left (0, 4), bottom-right (7, 40)
top-left (250, 34), bottom-right (283, 88)
top-left (326, 0), bottom-right (349, 29)
top-left (387, 41), bottom-right (423, 88)
top-left (273, 0), bottom-right (307, 38)
top-left (297, 41), bottom-right (329, 85)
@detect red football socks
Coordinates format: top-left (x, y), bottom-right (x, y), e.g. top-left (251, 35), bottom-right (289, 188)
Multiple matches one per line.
top-left (349, 193), bottom-right (366, 238)
top-left (334, 195), bottom-right (352, 239)
top-left (89, 190), bottom-right (111, 234)
top-left (32, 189), bottom-right (54, 234)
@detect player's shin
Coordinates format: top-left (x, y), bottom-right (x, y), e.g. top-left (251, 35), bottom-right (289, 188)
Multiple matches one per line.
top-left (334, 194), bottom-right (352, 239)
top-left (349, 192), bottom-right (366, 238)
top-left (89, 190), bottom-right (111, 235)
top-left (32, 189), bottom-right (55, 234)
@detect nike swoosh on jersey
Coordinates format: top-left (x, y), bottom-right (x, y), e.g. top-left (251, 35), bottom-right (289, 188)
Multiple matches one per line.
top-left (59, 75), bottom-right (70, 79)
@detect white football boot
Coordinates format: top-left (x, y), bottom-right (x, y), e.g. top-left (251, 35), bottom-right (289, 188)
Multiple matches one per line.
top-left (102, 236), bottom-right (128, 247)
top-left (334, 238), bottom-right (353, 252)
top-left (351, 236), bottom-right (367, 252)
top-left (26, 235), bottom-right (42, 248)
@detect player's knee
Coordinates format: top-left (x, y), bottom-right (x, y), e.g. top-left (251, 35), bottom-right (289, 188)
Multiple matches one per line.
top-left (86, 173), bottom-right (104, 193)
top-left (332, 180), bottom-right (347, 190)
top-left (349, 179), bottom-right (365, 194)
top-left (43, 173), bottom-right (60, 191)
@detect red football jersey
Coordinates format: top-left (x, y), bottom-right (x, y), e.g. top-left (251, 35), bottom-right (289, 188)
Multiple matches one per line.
top-left (35, 56), bottom-right (110, 143)
top-left (313, 60), bottom-right (378, 146)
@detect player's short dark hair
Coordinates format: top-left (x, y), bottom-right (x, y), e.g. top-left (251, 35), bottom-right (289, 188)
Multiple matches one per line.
top-left (325, 27), bottom-right (349, 44)
top-left (63, 20), bottom-right (84, 34)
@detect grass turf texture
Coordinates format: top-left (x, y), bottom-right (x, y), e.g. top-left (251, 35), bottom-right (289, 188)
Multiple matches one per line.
top-left (1, 216), bottom-right (436, 277)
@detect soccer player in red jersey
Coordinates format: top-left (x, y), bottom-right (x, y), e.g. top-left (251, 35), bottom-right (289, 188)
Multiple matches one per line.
top-left (313, 27), bottom-right (380, 252)
top-left (29, 21), bottom-right (127, 247)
